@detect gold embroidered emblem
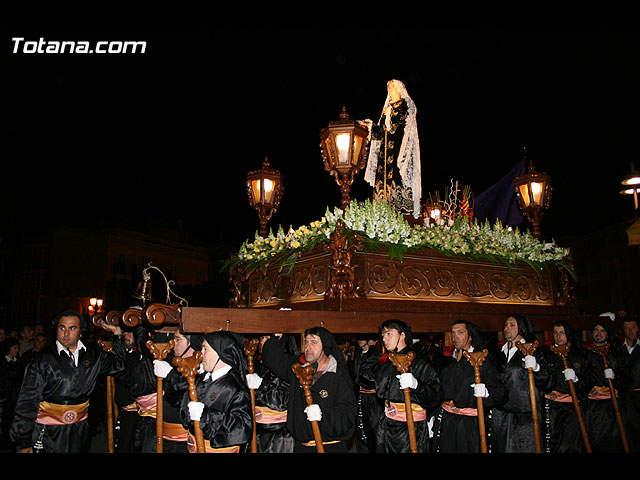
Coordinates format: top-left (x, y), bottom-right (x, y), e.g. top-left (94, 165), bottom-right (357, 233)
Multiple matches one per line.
top-left (319, 389), bottom-right (328, 399)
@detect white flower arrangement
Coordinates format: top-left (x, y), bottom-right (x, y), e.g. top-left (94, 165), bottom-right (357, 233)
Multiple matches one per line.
top-left (224, 198), bottom-right (573, 278)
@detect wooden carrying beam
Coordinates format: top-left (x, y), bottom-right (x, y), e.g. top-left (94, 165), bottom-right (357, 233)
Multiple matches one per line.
top-left (126, 303), bottom-right (599, 335)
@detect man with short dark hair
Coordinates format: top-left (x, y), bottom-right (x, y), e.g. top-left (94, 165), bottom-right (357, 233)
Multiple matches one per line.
top-left (10, 310), bottom-right (126, 453)
top-left (261, 326), bottom-right (356, 453)
top-left (540, 320), bottom-right (595, 453)
top-left (430, 319), bottom-right (507, 453)
top-left (358, 319), bottom-right (442, 453)
top-left (584, 319), bottom-right (629, 452)
top-left (620, 316), bottom-right (640, 452)
top-left (491, 315), bottom-right (552, 453)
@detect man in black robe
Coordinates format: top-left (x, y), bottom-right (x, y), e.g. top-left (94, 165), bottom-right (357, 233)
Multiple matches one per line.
top-left (358, 320), bottom-right (442, 453)
top-left (349, 334), bottom-right (384, 453)
top-left (111, 327), bottom-right (140, 453)
top-left (114, 325), bottom-right (160, 452)
top-left (620, 315), bottom-right (640, 452)
top-left (584, 318), bottom-right (629, 452)
top-left (180, 331), bottom-right (252, 453)
top-left (153, 330), bottom-right (202, 453)
top-left (540, 320), bottom-right (596, 453)
top-left (491, 315), bottom-right (552, 453)
top-left (261, 326), bottom-right (356, 453)
top-left (430, 320), bottom-right (508, 453)
top-left (10, 310), bottom-right (126, 453)
top-left (248, 334), bottom-right (298, 453)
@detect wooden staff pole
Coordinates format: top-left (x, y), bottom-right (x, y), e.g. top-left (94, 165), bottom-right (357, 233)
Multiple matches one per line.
top-left (388, 351), bottom-right (418, 453)
top-left (550, 342), bottom-right (592, 453)
top-left (243, 337), bottom-right (260, 453)
top-left (93, 314), bottom-right (116, 453)
top-left (515, 340), bottom-right (543, 453)
top-left (592, 343), bottom-right (630, 453)
top-left (292, 363), bottom-right (325, 453)
top-left (147, 338), bottom-right (175, 453)
top-left (173, 352), bottom-right (206, 453)
top-left (110, 376), bottom-right (118, 425)
top-left (462, 349), bottom-right (489, 453)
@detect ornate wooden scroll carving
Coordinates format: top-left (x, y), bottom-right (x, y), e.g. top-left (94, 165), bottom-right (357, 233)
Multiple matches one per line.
top-left (363, 254), bottom-right (554, 305)
top-left (122, 308), bottom-right (143, 328)
top-left (238, 246), bottom-right (573, 310)
top-left (145, 303), bottom-right (182, 327)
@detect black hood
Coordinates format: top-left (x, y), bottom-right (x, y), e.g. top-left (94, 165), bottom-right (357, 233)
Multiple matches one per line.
top-left (203, 331), bottom-right (247, 376)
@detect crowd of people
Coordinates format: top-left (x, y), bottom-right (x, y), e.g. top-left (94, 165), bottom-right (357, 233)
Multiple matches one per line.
top-left (1, 309), bottom-right (638, 454)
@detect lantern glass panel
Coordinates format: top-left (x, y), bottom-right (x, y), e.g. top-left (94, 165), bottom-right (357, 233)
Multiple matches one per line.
top-left (250, 179), bottom-right (261, 205)
top-left (263, 178), bottom-right (275, 204)
top-left (353, 134), bottom-right (364, 166)
top-left (530, 181), bottom-right (543, 206)
top-left (518, 184), bottom-right (531, 207)
top-left (336, 133), bottom-right (351, 166)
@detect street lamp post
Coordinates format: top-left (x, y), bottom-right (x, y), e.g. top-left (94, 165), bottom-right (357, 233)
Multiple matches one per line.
top-left (88, 297), bottom-right (104, 317)
top-left (514, 150), bottom-right (552, 241)
top-left (319, 106), bottom-right (369, 211)
top-left (247, 157), bottom-right (284, 238)
top-left (620, 162), bottom-right (640, 219)
top-left (621, 162), bottom-right (640, 247)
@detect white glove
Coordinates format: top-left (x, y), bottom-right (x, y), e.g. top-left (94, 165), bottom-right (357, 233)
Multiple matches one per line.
top-left (397, 373), bottom-right (418, 390)
top-left (563, 368), bottom-right (578, 382)
top-left (471, 383), bottom-right (489, 398)
top-left (188, 401), bottom-right (205, 422)
top-left (246, 373), bottom-right (263, 390)
top-left (523, 355), bottom-right (540, 372)
top-left (153, 359), bottom-right (173, 378)
top-left (604, 368), bottom-right (615, 379)
top-left (304, 404), bottom-right (322, 422)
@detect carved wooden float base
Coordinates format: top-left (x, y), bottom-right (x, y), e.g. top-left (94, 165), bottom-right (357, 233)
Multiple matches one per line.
top-left (223, 246), bottom-right (587, 333)
top-left (234, 248), bottom-right (575, 307)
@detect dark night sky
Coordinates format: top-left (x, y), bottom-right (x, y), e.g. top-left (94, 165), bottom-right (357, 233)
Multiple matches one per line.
top-left (3, 26), bottom-right (639, 249)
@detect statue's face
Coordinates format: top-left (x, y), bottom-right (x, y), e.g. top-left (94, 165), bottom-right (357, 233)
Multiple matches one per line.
top-left (387, 80), bottom-right (402, 101)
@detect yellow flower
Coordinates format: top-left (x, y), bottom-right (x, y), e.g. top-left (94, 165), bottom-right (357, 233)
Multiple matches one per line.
top-left (292, 241), bottom-right (301, 248)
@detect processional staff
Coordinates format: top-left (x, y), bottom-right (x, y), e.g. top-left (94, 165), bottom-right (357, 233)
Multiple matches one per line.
top-left (173, 352), bottom-right (206, 453)
top-left (462, 349), bottom-right (489, 453)
top-left (592, 342), bottom-right (630, 453)
top-left (93, 311), bottom-right (121, 454)
top-left (97, 337), bottom-right (116, 453)
top-left (388, 351), bottom-right (418, 453)
top-left (292, 362), bottom-right (325, 453)
top-left (515, 340), bottom-right (543, 453)
top-left (550, 342), bottom-right (592, 453)
top-left (243, 337), bottom-right (260, 453)
top-left (147, 338), bottom-right (175, 453)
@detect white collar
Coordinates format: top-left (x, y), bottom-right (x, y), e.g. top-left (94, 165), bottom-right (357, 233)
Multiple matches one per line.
top-left (303, 354), bottom-right (338, 374)
top-left (454, 345), bottom-right (475, 359)
top-left (56, 339), bottom-right (86, 355)
top-left (56, 340), bottom-right (86, 366)
top-left (625, 339), bottom-right (640, 353)
top-left (204, 364), bottom-right (231, 383)
top-left (502, 338), bottom-right (524, 352)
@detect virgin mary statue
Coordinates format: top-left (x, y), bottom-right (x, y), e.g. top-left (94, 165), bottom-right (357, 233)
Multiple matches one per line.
top-left (363, 79), bottom-right (422, 218)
